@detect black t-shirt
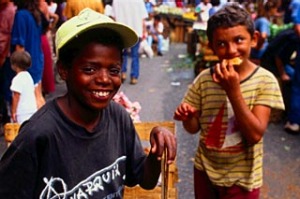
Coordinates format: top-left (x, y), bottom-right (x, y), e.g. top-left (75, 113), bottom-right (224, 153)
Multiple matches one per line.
top-left (0, 100), bottom-right (146, 199)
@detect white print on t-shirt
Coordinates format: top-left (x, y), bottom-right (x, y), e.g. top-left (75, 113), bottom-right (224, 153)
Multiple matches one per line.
top-left (222, 98), bottom-right (242, 148)
top-left (39, 156), bottom-right (126, 199)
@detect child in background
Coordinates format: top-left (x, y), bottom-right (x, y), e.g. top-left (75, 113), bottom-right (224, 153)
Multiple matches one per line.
top-left (0, 8), bottom-right (176, 198)
top-left (146, 15), bottom-right (164, 56)
top-left (10, 51), bottom-right (37, 124)
top-left (174, 4), bottom-right (284, 199)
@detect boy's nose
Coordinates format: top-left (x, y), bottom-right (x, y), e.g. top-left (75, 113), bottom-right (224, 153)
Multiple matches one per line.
top-left (95, 69), bottom-right (110, 83)
top-left (227, 43), bottom-right (238, 54)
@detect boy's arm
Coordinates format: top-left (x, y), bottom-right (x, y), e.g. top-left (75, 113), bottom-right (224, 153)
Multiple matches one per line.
top-left (275, 56), bottom-right (291, 81)
top-left (139, 152), bottom-right (161, 189)
top-left (11, 91), bottom-right (20, 123)
top-left (214, 63), bottom-right (271, 145)
top-left (139, 126), bottom-right (176, 189)
top-left (182, 115), bottom-right (200, 134)
top-left (228, 94), bottom-right (271, 145)
top-left (174, 102), bottom-right (200, 134)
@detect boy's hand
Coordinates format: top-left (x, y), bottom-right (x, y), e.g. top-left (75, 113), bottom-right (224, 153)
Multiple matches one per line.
top-left (174, 102), bottom-right (198, 121)
top-left (149, 126), bottom-right (177, 164)
top-left (212, 61), bottom-right (240, 92)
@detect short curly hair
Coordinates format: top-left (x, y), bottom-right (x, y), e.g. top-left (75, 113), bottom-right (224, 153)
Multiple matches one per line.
top-left (206, 3), bottom-right (255, 43)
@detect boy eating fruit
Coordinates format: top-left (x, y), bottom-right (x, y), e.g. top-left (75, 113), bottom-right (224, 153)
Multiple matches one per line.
top-left (174, 3), bottom-right (284, 199)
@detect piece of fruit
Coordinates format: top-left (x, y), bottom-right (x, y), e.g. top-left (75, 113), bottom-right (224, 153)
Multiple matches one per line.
top-left (224, 57), bottom-right (242, 66)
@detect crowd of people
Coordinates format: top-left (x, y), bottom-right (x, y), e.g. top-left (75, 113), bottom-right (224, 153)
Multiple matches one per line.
top-left (0, 0), bottom-right (299, 198)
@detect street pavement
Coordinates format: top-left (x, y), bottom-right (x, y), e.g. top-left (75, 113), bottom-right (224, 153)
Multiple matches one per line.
top-left (1, 43), bottom-right (300, 198)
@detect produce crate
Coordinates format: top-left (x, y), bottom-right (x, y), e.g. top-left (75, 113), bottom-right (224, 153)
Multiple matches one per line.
top-left (124, 121), bottom-right (178, 199)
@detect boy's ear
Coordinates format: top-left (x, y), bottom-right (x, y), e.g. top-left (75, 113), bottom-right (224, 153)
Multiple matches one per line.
top-left (57, 61), bottom-right (68, 81)
top-left (251, 31), bottom-right (260, 48)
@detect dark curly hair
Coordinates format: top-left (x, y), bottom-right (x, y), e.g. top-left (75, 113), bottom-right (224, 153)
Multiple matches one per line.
top-left (206, 3), bottom-right (255, 43)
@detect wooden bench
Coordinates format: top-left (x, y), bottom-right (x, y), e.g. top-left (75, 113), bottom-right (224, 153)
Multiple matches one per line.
top-left (124, 121), bottom-right (178, 199)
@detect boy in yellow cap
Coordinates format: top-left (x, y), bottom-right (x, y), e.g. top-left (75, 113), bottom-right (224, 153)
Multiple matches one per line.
top-left (0, 8), bottom-right (176, 198)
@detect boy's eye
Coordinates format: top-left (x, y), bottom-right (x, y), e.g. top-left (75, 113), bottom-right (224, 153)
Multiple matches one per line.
top-left (109, 67), bottom-right (121, 76)
top-left (236, 37), bottom-right (244, 43)
top-left (217, 41), bottom-right (225, 47)
top-left (81, 66), bottom-right (96, 73)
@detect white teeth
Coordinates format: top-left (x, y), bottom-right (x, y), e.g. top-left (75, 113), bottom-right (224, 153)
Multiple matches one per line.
top-left (92, 91), bottom-right (110, 97)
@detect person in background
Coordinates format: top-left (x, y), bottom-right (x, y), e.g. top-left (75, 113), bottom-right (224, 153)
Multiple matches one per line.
top-left (174, 4), bottom-right (284, 198)
top-left (195, 0), bottom-right (201, 6)
top-left (220, 0), bottom-right (227, 6)
top-left (175, 0), bottom-right (184, 7)
top-left (0, 0), bottom-right (16, 125)
top-left (63, 0), bottom-right (104, 19)
top-left (103, 0), bottom-right (113, 18)
top-left (54, 0), bottom-right (67, 29)
top-left (250, 0), bottom-right (278, 64)
top-left (260, 27), bottom-right (298, 129)
top-left (280, 0), bottom-right (292, 24)
top-left (195, 0), bottom-right (212, 24)
top-left (290, 0), bottom-right (300, 35)
top-left (39, 0), bottom-right (58, 96)
top-left (282, 0), bottom-right (300, 133)
top-left (0, 8), bottom-right (176, 198)
top-left (208, 0), bottom-right (221, 17)
top-left (112, 0), bottom-right (148, 85)
top-left (146, 14), bottom-right (164, 56)
top-left (46, 0), bottom-right (59, 31)
top-left (11, 0), bottom-right (45, 109)
top-left (9, 51), bottom-right (37, 125)
top-left (145, 0), bottom-right (156, 15)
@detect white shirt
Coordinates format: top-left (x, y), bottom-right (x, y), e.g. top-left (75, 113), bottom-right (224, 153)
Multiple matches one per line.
top-left (196, 2), bottom-right (212, 22)
top-left (148, 20), bottom-right (164, 34)
top-left (10, 71), bottom-right (37, 117)
top-left (111, 0), bottom-right (148, 37)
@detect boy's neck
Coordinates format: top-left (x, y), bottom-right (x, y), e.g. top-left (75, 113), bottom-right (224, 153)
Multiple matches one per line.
top-left (15, 68), bottom-right (26, 74)
top-left (236, 60), bottom-right (258, 81)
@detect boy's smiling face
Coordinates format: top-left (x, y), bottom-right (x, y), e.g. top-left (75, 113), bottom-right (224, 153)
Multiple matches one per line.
top-left (209, 25), bottom-right (257, 67)
top-left (62, 42), bottom-right (122, 111)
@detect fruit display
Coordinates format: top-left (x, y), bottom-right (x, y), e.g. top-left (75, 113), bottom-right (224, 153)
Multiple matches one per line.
top-left (182, 11), bottom-right (197, 21)
top-left (154, 5), bottom-right (197, 21)
top-left (154, 5), bottom-right (184, 15)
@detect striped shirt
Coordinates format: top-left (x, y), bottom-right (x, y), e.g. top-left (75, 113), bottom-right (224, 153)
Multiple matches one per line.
top-left (183, 66), bottom-right (285, 191)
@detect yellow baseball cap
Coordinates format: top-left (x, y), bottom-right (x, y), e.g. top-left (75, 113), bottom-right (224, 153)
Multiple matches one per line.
top-left (55, 8), bottom-right (138, 56)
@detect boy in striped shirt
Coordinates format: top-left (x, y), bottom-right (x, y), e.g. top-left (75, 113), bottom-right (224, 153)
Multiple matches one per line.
top-left (174, 3), bottom-right (284, 199)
